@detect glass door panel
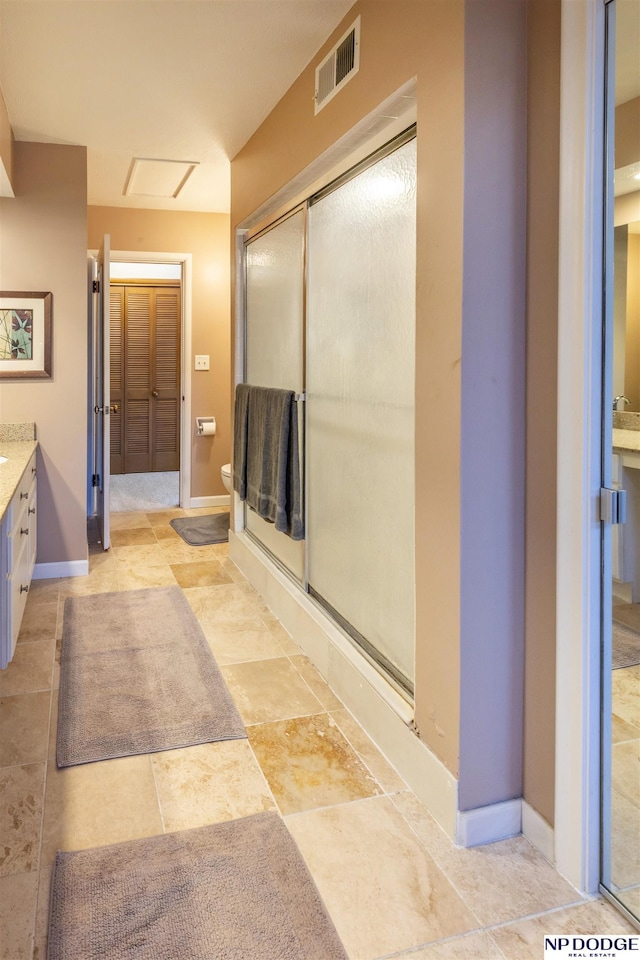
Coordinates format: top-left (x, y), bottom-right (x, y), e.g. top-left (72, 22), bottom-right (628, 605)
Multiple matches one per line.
top-left (244, 209), bottom-right (305, 580)
top-left (306, 136), bottom-right (417, 694)
top-left (603, 0), bottom-right (640, 925)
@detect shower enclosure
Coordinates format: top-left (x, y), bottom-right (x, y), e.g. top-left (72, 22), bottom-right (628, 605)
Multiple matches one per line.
top-left (242, 130), bottom-right (417, 697)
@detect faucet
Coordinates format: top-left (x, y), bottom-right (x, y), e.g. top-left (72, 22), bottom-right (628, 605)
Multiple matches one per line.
top-left (613, 396), bottom-right (630, 412)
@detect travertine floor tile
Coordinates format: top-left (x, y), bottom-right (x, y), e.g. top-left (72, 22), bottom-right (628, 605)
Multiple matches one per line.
top-left (109, 511), bottom-right (152, 531)
top-left (0, 692), bottom-right (51, 767)
top-left (248, 713), bottom-right (382, 814)
top-left (200, 618), bottom-right (290, 664)
top-left (0, 871), bottom-right (38, 959)
top-left (116, 561), bottom-right (177, 590)
top-left (24, 580), bottom-right (60, 605)
top-left (610, 788), bottom-right (640, 888)
top-left (145, 508), bottom-right (186, 526)
top-left (331, 707), bottom-right (407, 794)
top-left (31, 865), bottom-right (52, 960)
top-left (612, 665), bottom-right (640, 730)
top-left (220, 656), bottom-right (324, 724)
top-left (40, 755), bottom-right (163, 865)
top-left (169, 559), bottom-right (233, 588)
top-left (392, 931), bottom-right (507, 959)
top-left (183, 581), bottom-right (269, 623)
top-left (491, 899), bottom-right (637, 958)
top-left (290, 655), bottom-right (344, 710)
top-left (0, 641), bottom-right (54, 697)
top-left (151, 740), bottom-right (276, 832)
top-left (157, 539), bottom-right (229, 563)
top-left (286, 796), bottom-right (478, 959)
top-left (262, 617), bottom-right (302, 654)
top-left (612, 739), bottom-right (640, 806)
top-left (391, 791), bottom-right (581, 925)
top-left (17, 602), bottom-right (58, 644)
top-left (0, 763), bottom-right (45, 876)
top-left (111, 543), bottom-right (165, 566)
top-left (109, 527), bottom-right (158, 547)
top-left (612, 712), bottom-right (640, 743)
top-left (58, 570), bottom-right (119, 599)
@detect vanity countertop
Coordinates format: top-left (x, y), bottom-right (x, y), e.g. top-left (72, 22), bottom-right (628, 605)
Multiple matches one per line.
top-left (0, 440), bottom-right (39, 523)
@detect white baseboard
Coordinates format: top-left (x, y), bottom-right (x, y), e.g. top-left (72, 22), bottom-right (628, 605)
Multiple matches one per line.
top-left (188, 495), bottom-right (230, 509)
top-left (456, 798), bottom-right (522, 847)
top-left (522, 799), bottom-right (555, 861)
top-left (33, 559), bottom-right (89, 580)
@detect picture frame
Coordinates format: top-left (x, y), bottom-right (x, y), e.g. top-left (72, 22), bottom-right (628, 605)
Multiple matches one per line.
top-left (0, 291), bottom-right (52, 379)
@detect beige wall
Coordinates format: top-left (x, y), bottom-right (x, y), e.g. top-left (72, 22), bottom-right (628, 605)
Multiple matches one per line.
top-left (522, 0), bottom-right (561, 827)
top-left (626, 233), bottom-right (640, 408)
top-left (87, 207), bottom-right (231, 499)
top-left (0, 142), bottom-right (88, 566)
top-left (232, 0), bottom-right (467, 777)
top-left (231, 0), bottom-right (535, 813)
top-left (616, 96), bottom-right (640, 169)
top-left (0, 86), bottom-right (13, 193)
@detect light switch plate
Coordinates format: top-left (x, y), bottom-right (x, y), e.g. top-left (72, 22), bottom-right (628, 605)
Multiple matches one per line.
top-left (194, 355), bottom-right (210, 370)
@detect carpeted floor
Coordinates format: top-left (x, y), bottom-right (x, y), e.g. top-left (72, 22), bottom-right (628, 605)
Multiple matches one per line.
top-left (57, 585), bottom-right (246, 766)
top-left (109, 471), bottom-right (179, 511)
top-left (612, 621), bottom-right (640, 670)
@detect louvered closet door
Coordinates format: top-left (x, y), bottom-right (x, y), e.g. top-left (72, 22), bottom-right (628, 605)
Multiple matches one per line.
top-left (109, 287), bottom-right (125, 474)
top-left (120, 285), bottom-right (181, 474)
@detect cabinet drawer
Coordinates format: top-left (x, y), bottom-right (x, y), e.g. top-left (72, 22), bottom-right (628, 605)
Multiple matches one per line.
top-left (14, 452), bottom-right (37, 506)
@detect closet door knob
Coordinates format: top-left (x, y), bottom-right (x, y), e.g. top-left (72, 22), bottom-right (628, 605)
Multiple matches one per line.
top-left (152, 390), bottom-right (159, 398)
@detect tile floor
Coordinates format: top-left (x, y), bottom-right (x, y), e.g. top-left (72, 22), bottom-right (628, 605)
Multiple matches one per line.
top-left (0, 506), bottom-right (637, 960)
top-left (611, 601), bottom-right (640, 916)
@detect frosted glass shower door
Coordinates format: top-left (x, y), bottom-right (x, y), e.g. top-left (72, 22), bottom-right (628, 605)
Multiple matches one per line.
top-left (244, 209), bottom-right (305, 580)
top-left (306, 136), bottom-right (416, 692)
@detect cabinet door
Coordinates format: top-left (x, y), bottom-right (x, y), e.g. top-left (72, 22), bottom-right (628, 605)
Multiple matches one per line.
top-left (8, 533), bottom-right (30, 664)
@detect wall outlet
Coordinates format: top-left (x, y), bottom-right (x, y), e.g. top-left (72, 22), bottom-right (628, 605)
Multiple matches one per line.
top-left (194, 355), bottom-right (210, 371)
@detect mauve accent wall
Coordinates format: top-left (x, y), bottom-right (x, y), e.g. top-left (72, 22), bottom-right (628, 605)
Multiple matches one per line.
top-left (0, 142), bottom-right (89, 566)
top-left (87, 206), bottom-right (231, 501)
top-left (459, 0), bottom-right (527, 811)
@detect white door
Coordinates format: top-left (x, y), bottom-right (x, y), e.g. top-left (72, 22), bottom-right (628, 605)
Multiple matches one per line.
top-left (95, 235), bottom-right (111, 549)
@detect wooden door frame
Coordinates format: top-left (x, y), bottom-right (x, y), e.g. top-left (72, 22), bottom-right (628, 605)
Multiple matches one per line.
top-left (104, 250), bottom-right (192, 509)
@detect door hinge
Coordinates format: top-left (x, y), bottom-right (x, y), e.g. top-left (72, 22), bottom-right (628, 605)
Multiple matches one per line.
top-left (92, 473), bottom-right (100, 487)
top-left (599, 487), bottom-right (627, 524)
top-left (92, 279), bottom-right (100, 293)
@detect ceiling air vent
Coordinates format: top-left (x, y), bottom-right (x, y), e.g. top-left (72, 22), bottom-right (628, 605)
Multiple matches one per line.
top-left (314, 16), bottom-right (361, 115)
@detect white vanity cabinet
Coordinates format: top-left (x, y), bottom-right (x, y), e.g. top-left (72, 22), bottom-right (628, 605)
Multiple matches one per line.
top-left (1, 451), bottom-right (37, 669)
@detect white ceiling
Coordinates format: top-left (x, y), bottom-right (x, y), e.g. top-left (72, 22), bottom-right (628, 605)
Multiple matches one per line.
top-left (0, 0), bottom-right (355, 213)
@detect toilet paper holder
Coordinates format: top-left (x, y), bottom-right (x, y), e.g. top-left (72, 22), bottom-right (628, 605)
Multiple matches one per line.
top-left (195, 417), bottom-right (216, 436)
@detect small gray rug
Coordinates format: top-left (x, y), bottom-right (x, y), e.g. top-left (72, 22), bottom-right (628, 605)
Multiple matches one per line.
top-left (170, 511), bottom-right (229, 545)
top-left (57, 586), bottom-right (246, 767)
top-left (48, 811), bottom-right (348, 960)
top-left (613, 621), bottom-right (640, 670)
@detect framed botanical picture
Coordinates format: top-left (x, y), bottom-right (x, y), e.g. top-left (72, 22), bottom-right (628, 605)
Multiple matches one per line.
top-left (0, 291), bottom-right (52, 379)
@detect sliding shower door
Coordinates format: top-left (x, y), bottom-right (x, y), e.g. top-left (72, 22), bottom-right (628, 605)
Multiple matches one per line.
top-left (306, 135), bottom-right (417, 694)
top-left (244, 209), bottom-right (305, 580)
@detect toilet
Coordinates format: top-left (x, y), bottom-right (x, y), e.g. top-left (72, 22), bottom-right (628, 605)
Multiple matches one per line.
top-left (221, 463), bottom-right (231, 493)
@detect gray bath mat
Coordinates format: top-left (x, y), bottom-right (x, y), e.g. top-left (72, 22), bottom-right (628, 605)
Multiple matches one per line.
top-left (48, 811), bottom-right (348, 960)
top-left (57, 586), bottom-right (246, 767)
top-left (170, 511), bottom-right (230, 545)
top-left (613, 621), bottom-right (640, 670)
